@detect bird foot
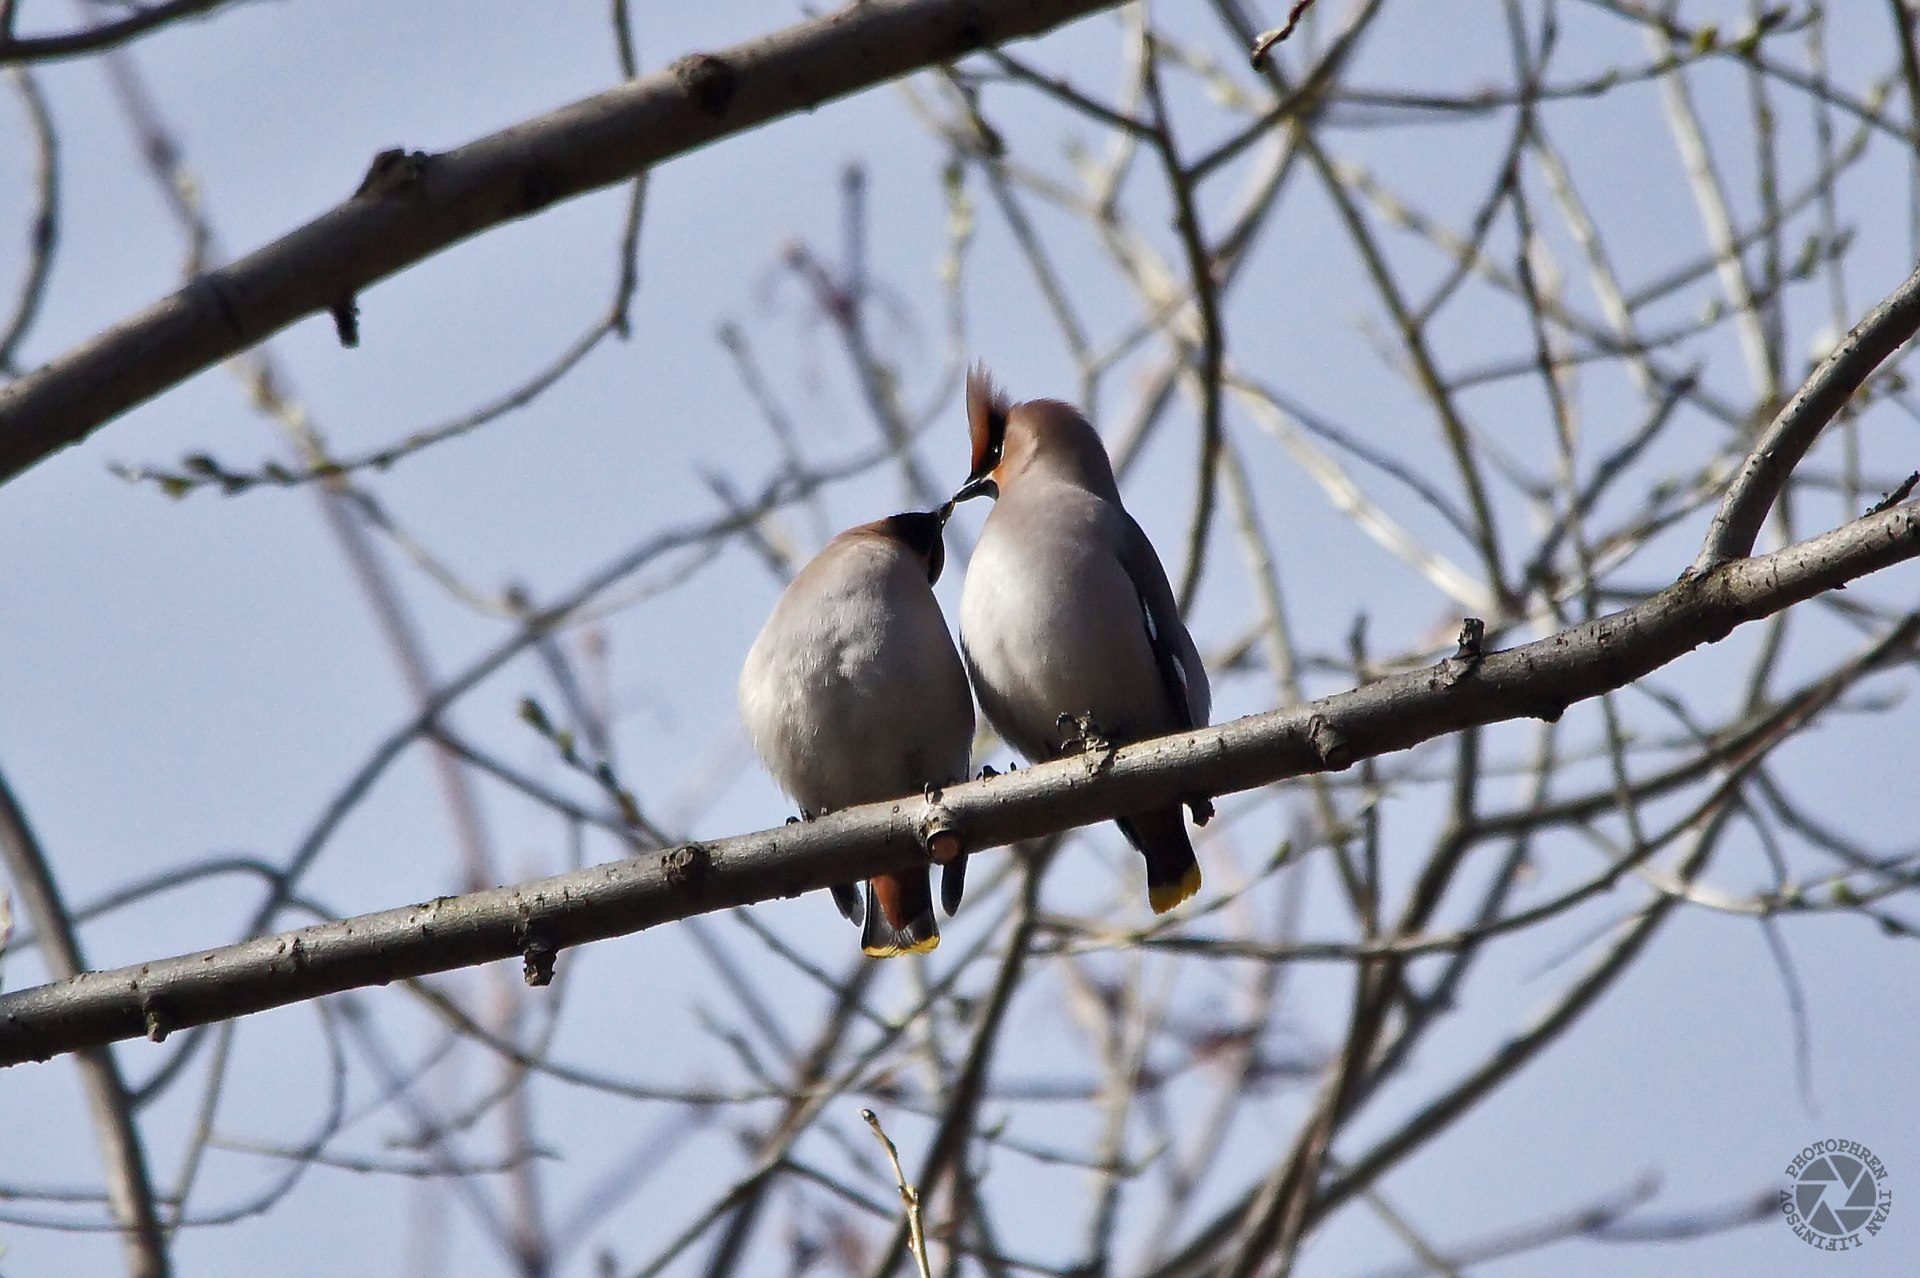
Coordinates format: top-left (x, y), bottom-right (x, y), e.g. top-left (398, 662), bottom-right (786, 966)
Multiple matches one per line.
top-left (1056, 711), bottom-right (1115, 776)
top-left (1187, 796), bottom-right (1216, 826)
top-left (977, 763), bottom-right (1001, 780)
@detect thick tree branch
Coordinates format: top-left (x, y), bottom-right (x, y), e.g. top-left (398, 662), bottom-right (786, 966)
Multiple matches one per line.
top-left (1, 499), bottom-right (1913, 1068)
top-left (0, 0), bottom-right (1122, 484)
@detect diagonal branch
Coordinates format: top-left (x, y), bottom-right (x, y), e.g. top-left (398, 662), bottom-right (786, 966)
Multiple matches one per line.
top-left (0, 766), bottom-right (170, 1277)
top-left (0, 0), bottom-right (1124, 484)
top-left (1693, 259), bottom-right (1920, 572)
top-left (1, 496), bottom-right (1914, 1069)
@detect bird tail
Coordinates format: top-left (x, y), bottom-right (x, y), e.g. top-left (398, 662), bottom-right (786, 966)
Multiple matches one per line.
top-left (861, 872), bottom-right (940, 957)
top-left (829, 883), bottom-right (864, 926)
top-left (1115, 809), bottom-right (1203, 913)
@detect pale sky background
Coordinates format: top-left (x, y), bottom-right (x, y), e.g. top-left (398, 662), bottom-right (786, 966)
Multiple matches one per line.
top-left (2, 1), bottom-right (1917, 1275)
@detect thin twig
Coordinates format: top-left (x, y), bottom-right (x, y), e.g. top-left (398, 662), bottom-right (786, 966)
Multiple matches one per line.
top-left (0, 766), bottom-right (170, 1278)
top-left (863, 1109), bottom-right (933, 1278)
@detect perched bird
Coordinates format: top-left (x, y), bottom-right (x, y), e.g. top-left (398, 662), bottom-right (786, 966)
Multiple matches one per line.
top-left (738, 510), bottom-right (975, 956)
top-left (954, 367), bottom-right (1211, 913)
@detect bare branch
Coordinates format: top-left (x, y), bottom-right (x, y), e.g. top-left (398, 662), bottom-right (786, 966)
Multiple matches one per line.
top-left (863, 1109), bottom-right (933, 1278)
top-left (1, 495), bottom-right (1914, 1067)
top-left (1694, 260), bottom-right (1920, 572)
top-left (0, 65), bottom-right (55, 372)
top-left (0, 0), bottom-right (1125, 485)
top-left (0, 767), bottom-right (170, 1277)
top-left (0, 0), bottom-right (236, 66)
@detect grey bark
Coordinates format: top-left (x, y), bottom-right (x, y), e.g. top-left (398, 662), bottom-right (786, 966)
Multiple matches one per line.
top-left (2, 497), bottom-right (1913, 1068)
top-left (0, 770), bottom-right (171, 1276)
top-left (0, 0), bottom-right (1123, 483)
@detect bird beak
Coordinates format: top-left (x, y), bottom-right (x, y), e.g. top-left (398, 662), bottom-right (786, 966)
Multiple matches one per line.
top-left (953, 473), bottom-right (997, 504)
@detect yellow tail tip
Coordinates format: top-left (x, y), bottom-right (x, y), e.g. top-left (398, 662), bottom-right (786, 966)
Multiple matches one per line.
top-left (863, 933), bottom-right (940, 959)
top-left (1148, 864), bottom-right (1203, 914)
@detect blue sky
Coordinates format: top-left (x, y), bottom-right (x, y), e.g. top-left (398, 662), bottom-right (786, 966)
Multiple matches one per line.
top-left (2, 2), bottom-right (1918, 1275)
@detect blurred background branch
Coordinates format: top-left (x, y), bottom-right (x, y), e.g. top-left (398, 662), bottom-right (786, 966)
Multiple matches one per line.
top-left (2, 1), bottom-right (1917, 1276)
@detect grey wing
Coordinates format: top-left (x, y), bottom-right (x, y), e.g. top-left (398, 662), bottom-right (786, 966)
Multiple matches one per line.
top-left (1116, 511), bottom-right (1210, 731)
top-left (906, 575), bottom-right (978, 785)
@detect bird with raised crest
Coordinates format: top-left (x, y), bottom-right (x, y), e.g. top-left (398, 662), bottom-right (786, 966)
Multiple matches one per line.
top-left (952, 367), bottom-right (1211, 913)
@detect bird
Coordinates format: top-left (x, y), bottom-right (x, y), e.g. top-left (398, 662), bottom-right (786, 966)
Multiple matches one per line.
top-left (953, 366), bottom-right (1211, 913)
top-left (738, 508), bottom-right (975, 956)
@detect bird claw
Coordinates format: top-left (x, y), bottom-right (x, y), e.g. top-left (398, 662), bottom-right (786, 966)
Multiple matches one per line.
top-left (976, 763), bottom-right (1001, 780)
top-left (1187, 796), bottom-right (1216, 826)
top-left (1057, 711), bottom-right (1115, 775)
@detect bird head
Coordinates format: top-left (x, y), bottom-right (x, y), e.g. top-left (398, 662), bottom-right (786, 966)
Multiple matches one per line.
top-left (954, 364), bottom-right (1009, 504)
top-left (953, 364), bottom-right (1122, 506)
top-left (882, 509), bottom-right (949, 584)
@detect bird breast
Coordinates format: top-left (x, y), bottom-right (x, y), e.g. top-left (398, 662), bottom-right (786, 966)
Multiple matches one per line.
top-left (959, 486), bottom-right (1175, 761)
top-left (739, 549), bottom-right (972, 813)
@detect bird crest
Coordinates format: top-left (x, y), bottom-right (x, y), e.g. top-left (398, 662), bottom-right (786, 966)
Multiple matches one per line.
top-left (965, 364), bottom-right (1010, 488)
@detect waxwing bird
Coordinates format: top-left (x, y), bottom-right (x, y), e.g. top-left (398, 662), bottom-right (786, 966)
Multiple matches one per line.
top-left (953, 367), bottom-right (1210, 913)
top-left (738, 510), bottom-right (975, 956)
